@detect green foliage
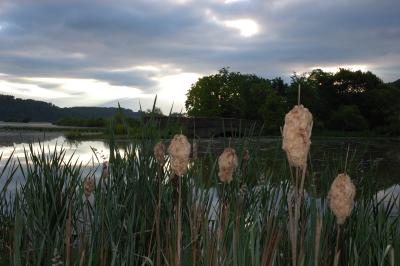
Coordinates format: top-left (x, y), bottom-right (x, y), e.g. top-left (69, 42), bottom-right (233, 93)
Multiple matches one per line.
top-left (64, 130), bottom-right (83, 139)
top-left (106, 98), bottom-right (184, 139)
top-left (185, 67), bottom-right (272, 119)
top-left (259, 90), bottom-right (286, 132)
top-left (329, 105), bottom-right (369, 131)
top-left (145, 107), bottom-right (164, 116)
top-left (186, 68), bottom-right (400, 135)
top-left (56, 117), bottom-right (106, 127)
top-left (287, 73), bottom-right (322, 116)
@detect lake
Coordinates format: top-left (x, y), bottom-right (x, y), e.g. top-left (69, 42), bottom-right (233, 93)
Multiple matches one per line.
top-left (0, 130), bottom-right (399, 200)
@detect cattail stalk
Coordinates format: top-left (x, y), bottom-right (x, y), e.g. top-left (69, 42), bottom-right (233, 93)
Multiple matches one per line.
top-left (65, 203), bottom-right (72, 266)
top-left (217, 195), bottom-right (228, 266)
top-left (175, 175), bottom-right (182, 266)
top-left (188, 204), bottom-right (198, 266)
top-left (333, 226), bottom-right (341, 266)
top-left (314, 214), bottom-right (321, 266)
top-left (216, 147), bottom-right (238, 264)
top-left (156, 168), bottom-right (162, 266)
top-left (282, 102), bottom-right (313, 266)
top-left (154, 141), bottom-right (165, 266)
top-left (168, 134), bottom-right (190, 266)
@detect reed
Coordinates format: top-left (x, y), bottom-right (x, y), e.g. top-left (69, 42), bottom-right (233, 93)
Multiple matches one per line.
top-left (0, 119), bottom-right (398, 265)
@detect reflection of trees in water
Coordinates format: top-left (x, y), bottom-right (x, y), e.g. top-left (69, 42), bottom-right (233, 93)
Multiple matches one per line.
top-left (1, 134), bottom-right (399, 194)
top-left (0, 131), bottom-right (63, 146)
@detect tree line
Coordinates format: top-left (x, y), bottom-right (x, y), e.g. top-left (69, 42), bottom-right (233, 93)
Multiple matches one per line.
top-left (185, 68), bottom-right (400, 135)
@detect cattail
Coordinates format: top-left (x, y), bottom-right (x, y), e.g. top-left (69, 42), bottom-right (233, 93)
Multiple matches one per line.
top-left (83, 178), bottom-right (95, 197)
top-left (218, 148), bottom-right (238, 183)
top-left (101, 161), bottom-right (109, 179)
top-left (100, 161), bottom-right (110, 190)
top-left (168, 134), bottom-right (191, 177)
top-left (328, 173), bottom-right (356, 225)
top-left (282, 104), bottom-right (313, 168)
top-left (154, 141), bottom-right (166, 165)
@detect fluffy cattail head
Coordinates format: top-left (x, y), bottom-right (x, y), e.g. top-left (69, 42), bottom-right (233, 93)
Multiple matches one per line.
top-left (218, 147), bottom-right (238, 183)
top-left (282, 104), bottom-right (313, 168)
top-left (154, 141), bottom-right (166, 165)
top-left (168, 134), bottom-right (191, 177)
top-left (84, 178), bottom-right (95, 197)
top-left (328, 173), bottom-right (356, 225)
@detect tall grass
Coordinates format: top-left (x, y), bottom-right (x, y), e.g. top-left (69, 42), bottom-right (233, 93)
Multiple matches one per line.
top-left (0, 116), bottom-right (399, 265)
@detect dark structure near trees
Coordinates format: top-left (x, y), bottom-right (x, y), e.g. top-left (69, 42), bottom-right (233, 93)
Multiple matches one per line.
top-left (144, 116), bottom-right (260, 138)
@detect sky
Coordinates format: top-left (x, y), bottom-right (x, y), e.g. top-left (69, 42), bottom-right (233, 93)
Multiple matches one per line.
top-left (0, 0), bottom-right (399, 113)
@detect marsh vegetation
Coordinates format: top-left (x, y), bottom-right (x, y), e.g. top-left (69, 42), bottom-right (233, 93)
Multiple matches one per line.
top-left (0, 112), bottom-right (399, 265)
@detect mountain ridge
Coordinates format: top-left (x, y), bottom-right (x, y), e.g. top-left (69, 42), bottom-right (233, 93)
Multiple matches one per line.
top-left (0, 94), bottom-right (140, 122)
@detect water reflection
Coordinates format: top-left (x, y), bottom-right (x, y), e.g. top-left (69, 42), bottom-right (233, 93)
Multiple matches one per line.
top-left (0, 132), bottom-right (399, 205)
top-left (0, 133), bottom-right (110, 195)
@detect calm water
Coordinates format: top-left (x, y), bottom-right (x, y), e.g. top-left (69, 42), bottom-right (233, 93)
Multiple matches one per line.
top-left (0, 131), bottom-right (399, 202)
top-left (0, 131), bottom-right (110, 192)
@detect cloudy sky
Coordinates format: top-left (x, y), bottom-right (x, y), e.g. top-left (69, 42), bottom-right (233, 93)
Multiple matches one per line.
top-left (0, 0), bottom-right (399, 113)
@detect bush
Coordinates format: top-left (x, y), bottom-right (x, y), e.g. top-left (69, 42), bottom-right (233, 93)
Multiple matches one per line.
top-left (388, 112), bottom-right (400, 135)
top-left (329, 105), bottom-right (368, 131)
top-left (55, 117), bottom-right (106, 127)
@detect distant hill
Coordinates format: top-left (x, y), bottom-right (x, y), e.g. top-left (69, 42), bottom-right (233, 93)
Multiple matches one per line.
top-left (390, 79), bottom-right (400, 89)
top-left (0, 95), bottom-right (140, 122)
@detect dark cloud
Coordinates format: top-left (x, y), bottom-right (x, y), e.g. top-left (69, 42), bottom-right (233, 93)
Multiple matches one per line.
top-left (0, 0), bottom-right (399, 110)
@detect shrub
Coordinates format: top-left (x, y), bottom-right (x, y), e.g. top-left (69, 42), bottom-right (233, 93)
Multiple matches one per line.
top-left (329, 105), bottom-right (368, 131)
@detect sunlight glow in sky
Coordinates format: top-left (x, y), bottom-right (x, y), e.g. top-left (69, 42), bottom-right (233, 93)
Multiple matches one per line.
top-left (310, 65), bottom-right (369, 73)
top-left (224, 19), bottom-right (259, 37)
top-left (155, 72), bottom-right (201, 110)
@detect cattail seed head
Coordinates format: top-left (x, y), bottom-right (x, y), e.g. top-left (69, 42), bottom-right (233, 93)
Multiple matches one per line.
top-left (328, 173), bottom-right (356, 225)
top-left (168, 134), bottom-right (191, 177)
top-left (218, 147), bottom-right (238, 183)
top-left (282, 104), bottom-right (313, 168)
top-left (154, 141), bottom-right (166, 165)
top-left (84, 178), bottom-right (95, 197)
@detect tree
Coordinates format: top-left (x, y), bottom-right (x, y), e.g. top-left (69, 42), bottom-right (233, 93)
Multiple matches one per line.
top-left (287, 73), bottom-right (322, 116)
top-left (185, 68), bottom-right (271, 119)
top-left (145, 107), bottom-right (164, 116)
top-left (259, 90), bottom-right (286, 132)
top-left (185, 67), bottom-right (400, 135)
top-left (329, 105), bottom-right (368, 131)
top-left (271, 77), bottom-right (288, 97)
top-left (185, 69), bottom-right (226, 117)
top-left (363, 84), bottom-right (400, 128)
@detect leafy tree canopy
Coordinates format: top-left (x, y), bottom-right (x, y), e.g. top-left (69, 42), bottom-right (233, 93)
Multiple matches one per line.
top-left (185, 68), bottom-right (400, 135)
